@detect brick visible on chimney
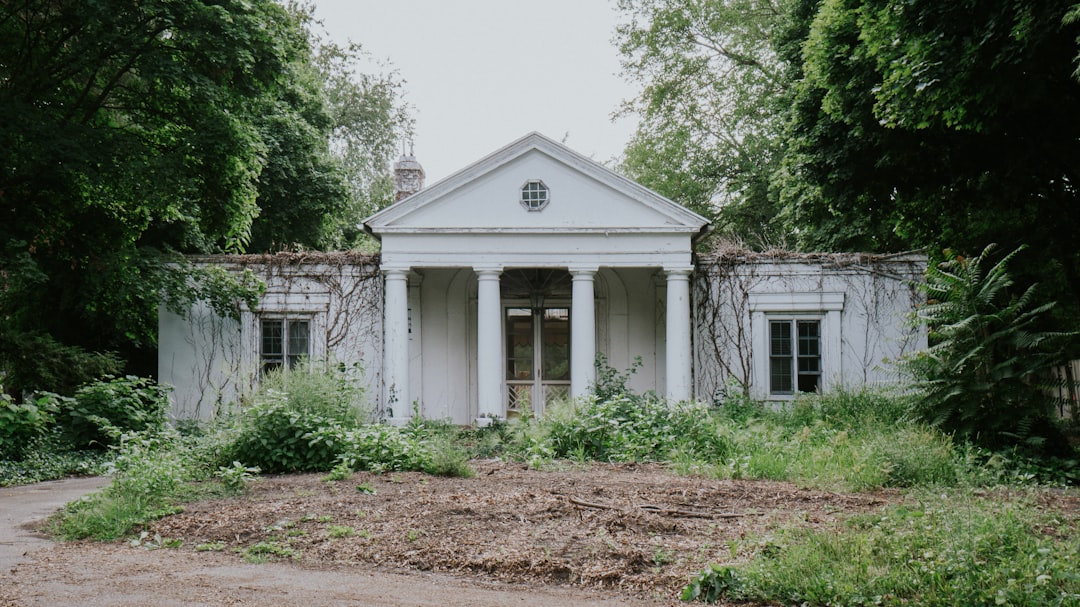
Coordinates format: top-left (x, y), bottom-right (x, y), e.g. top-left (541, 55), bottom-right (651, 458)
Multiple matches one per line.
top-left (393, 154), bottom-right (425, 202)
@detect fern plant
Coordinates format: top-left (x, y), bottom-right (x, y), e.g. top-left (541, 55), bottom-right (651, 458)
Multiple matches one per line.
top-left (903, 244), bottom-right (1072, 451)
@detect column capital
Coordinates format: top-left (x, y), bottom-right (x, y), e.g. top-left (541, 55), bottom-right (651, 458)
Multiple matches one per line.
top-left (382, 265), bottom-right (411, 277)
top-left (568, 265), bottom-right (599, 275)
top-left (473, 265), bottom-right (503, 277)
top-left (663, 266), bottom-right (693, 277)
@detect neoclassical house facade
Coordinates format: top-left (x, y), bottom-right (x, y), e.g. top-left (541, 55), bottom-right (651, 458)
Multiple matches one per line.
top-left (158, 133), bottom-right (925, 423)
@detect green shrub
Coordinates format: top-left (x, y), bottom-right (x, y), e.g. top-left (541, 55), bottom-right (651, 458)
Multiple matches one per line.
top-left (541, 394), bottom-right (731, 463)
top-left (336, 424), bottom-right (428, 473)
top-left (0, 392), bottom-right (54, 458)
top-left (902, 245), bottom-right (1074, 454)
top-left (255, 361), bottom-right (370, 425)
top-left (220, 364), bottom-right (372, 473)
top-left (0, 430), bottom-right (109, 486)
top-left (56, 376), bottom-right (170, 449)
top-left (686, 489), bottom-right (1080, 606)
top-left (0, 331), bottom-right (122, 396)
top-left (225, 396), bottom-right (346, 473)
top-left (330, 422), bottom-right (473, 477)
top-left (421, 432), bottom-right (474, 477)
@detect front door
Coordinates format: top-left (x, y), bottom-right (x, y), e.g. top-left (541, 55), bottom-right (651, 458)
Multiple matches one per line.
top-left (505, 306), bottom-right (570, 417)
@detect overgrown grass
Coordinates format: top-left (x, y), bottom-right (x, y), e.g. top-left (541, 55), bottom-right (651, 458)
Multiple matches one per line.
top-left (702, 390), bottom-right (969, 491)
top-left (685, 488), bottom-right (1080, 606)
top-left (38, 359), bottom-right (1079, 607)
top-left (50, 431), bottom-right (194, 540)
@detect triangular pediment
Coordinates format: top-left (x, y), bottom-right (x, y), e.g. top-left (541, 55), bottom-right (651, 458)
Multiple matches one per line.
top-left (364, 132), bottom-right (709, 235)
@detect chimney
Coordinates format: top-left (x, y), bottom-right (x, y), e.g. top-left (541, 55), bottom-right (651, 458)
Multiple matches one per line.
top-left (393, 153), bottom-right (425, 202)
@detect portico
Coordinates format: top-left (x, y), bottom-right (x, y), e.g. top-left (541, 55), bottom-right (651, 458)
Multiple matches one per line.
top-left (365, 132), bottom-right (709, 425)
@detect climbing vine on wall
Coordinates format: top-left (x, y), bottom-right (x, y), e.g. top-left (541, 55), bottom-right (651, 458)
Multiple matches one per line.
top-left (693, 244), bottom-right (924, 402)
top-left (177, 252), bottom-right (383, 418)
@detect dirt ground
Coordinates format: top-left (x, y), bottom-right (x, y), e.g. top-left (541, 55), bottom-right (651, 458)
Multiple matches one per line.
top-left (2, 461), bottom-right (898, 606)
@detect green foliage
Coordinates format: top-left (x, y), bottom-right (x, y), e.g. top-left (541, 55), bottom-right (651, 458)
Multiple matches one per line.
top-left (0, 0), bottom-right (309, 365)
top-left (685, 490), bottom-right (1080, 606)
top-left (313, 35), bottom-right (414, 249)
top-left (55, 376), bottom-right (170, 450)
top-left (0, 332), bottom-right (123, 397)
top-left (161, 263), bottom-right (266, 323)
top-left (778, 0), bottom-right (1080, 326)
top-left (536, 357), bottom-right (731, 463)
top-left (222, 364), bottom-right (371, 473)
top-left (615, 0), bottom-right (792, 247)
top-left (336, 425), bottom-right (432, 474)
top-left (0, 0), bottom-right (411, 385)
top-left (902, 246), bottom-right (1074, 452)
top-left (209, 365), bottom-right (475, 477)
top-left (418, 431), bottom-right (475, 478)
top-left (53, 431), bottom-right (191, 541)
top-left (0, 393), bottom-right (54, 459)
top-left (225, 397), bottom-right (347, 473)
top-left (0, 430), bottom-right (110, 487)
top-left (542, 395), bottom-right (731, 464)
top-left (215, 461), bottom-right (261, 495)
top-left (256, 362), bottom-right (370, 425)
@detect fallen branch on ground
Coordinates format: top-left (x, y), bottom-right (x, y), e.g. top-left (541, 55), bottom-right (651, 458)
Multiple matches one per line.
top-left (566, 496), bottom-right (748, 519)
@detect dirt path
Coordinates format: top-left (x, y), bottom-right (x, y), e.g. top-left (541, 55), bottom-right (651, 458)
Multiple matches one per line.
top-left (0, 463), bottom-right (895, 606)
top-left (0, 476), bottom-right (109, 571)
top-left (4, 542), bottom-right (666, 606)
top-left (0, 473), bottom-right (664, 606)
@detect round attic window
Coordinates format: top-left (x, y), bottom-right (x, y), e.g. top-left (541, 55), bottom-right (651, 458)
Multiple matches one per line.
top-left (520, 179), bottom-right (549, 211)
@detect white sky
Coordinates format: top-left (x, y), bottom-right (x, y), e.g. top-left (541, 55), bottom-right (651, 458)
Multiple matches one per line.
top-left (310, 0), bottom-right (639, 184)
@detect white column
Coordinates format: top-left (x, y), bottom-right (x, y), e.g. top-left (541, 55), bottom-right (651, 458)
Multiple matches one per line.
top-left (383, 267), bottom-right (410, 424)
top-left (475, 268), bottom-right (502, 425)
top-left (665, 268), bottom-right (693, 402)
top-left (570, 268), bottom-right (597, 399)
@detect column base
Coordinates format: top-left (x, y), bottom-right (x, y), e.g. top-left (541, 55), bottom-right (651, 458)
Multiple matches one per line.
top-left (474, 416), bottom-right (501, 428)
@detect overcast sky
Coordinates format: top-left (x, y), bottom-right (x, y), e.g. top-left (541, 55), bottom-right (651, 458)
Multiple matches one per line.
top-left (310, 0), bottom-right (639, 184)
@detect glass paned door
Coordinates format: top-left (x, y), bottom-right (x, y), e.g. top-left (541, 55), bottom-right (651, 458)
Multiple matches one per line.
top-left (505, 307), bottom-right (570, 417)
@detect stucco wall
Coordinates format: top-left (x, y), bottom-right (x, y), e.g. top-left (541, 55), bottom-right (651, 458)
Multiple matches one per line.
top-left (693, 252), bottom-right (927, 402)
top-left (158, 254), bottom-right (383, 420)
top-left (160, 252), bottom-right (927, 420)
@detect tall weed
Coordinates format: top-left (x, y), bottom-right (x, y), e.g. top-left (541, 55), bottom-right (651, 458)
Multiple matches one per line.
top-left (220, 363), bottom-right (371, 472)
top-left (52, 430), bottom-right (191, 540)
top-left (540, 394), bottom-right (731, 463)
top-left (255, 361), bottom-right (370, 425)
top-left (687, 489), bottom-right (1080, 606)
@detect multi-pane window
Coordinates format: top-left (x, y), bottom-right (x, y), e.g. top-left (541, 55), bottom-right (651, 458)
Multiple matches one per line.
top-left (261, 318), bottom-right (309, 373)
top-left (520, 179), bottom-right (550, 211)
top-left (769, 319), bottom-right (821, 395)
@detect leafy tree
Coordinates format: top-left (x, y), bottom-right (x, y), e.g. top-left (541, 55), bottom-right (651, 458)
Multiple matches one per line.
top-left (778, 0), bottom-right (1080, 314)
top-left (0, 0), bottom-right (325, 390)
top-left (903, 245), bottom-right (1073, 453)
top-left (615, 0), bottom-right (794, 247)
top-left (316, 39), bottom-right (414, 249)
top-left (245, 5), bottom-right (413, 252)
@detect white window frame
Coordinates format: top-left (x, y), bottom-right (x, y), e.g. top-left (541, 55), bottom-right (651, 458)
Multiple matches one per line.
top-left (241, 289), bottom-right (330, 379)
top-left (519, 179), bottom-right (550, 211)
top-left (749, 292), bottom-right (844, 401)
top-left (767, 317), bottom-right (822, 395)
top-left (259, 316), bottom-right (312, 374)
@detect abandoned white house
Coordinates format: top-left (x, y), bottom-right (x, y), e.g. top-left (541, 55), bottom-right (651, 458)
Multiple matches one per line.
top-left (158, 132), bottom-right (926, 423)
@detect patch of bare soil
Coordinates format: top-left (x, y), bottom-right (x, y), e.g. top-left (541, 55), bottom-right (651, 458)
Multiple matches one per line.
top-left (138, 460), bottom-right (894, 604)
